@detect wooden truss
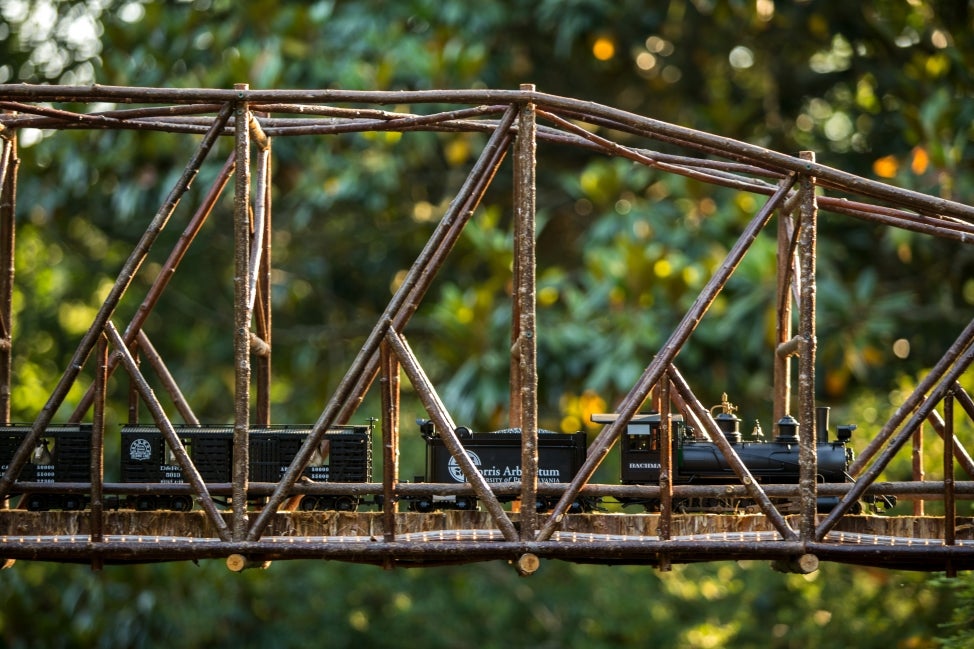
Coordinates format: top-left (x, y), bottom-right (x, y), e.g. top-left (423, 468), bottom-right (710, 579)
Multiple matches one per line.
top-left (0, 84), bottom-right (972, 573)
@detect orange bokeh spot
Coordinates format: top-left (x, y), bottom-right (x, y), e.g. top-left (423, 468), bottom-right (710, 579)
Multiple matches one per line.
top-left (593, 37), bottom-right (615, 61)
top-left (872, 154), bottom-right (898, 178)
top-left (911, 147), bottom-right (929, 174)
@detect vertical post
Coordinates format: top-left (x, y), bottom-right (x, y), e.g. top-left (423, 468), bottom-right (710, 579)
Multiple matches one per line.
top-left (944, 391), bottom-right (956, 578)
top-left (232, 83), bottom-right (252, 541)
top-left (658, 375), bottom-right (672, 572)
top-left (514, 84), bottom-right (539, 538)
top-left (380, 340), bottom-right (400, 544)
top-left (773, 180), bottom-right (797, 424)
top-left (797, 151), bottom-right (818, 541)
top-left (0, 133), bottom-right (16, 424)
top-left (126, 347), bottom-right (140, 424)
top-left (912, 423), bottom-right (925, 516)
top-left (944, 389), bottom-right (957, 577)
top-left (90, 333), bottom-right (107, 569)
top-left (254, 122), bottom-right (272, 426)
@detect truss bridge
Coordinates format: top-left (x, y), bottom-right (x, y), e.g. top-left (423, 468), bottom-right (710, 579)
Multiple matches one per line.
top-left (0, 84), bottom-right (972, 575)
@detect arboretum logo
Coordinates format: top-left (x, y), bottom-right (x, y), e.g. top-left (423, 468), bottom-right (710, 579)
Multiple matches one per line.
top-left (448, 451), bottom-right (481, 482)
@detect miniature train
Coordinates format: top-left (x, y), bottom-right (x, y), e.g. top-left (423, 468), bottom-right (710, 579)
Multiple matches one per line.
top-left (0, 398), bottom-right (889, 514)
top-left (406, 419), bottom-right (589, 513)
top-left (1, 423), bottom-right (372, 512)
top-left (595, 397), bottom-right (892, 513)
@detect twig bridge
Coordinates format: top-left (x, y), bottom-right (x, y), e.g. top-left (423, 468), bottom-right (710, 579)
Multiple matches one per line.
top-left (0, 84), bottom-right (972, 574)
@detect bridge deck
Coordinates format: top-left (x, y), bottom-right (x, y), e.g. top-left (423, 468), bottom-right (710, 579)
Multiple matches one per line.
top-left (1, 510), bottom-right (971, 572)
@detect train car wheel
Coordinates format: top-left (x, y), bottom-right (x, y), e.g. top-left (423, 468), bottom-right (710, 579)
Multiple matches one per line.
top-left (335, 496), bottom-right (356, 511)
top-left (25, 494), bottom-right (47, 512)
top-left (170, 496), bottom-right (193, 512)
top-left (298, 496), bottom-right (319, 511)
top-left (63, 496), bottom-right (84, 511)
top-left (316, 497), bottom-right (337, 510)
top-left (135, 495), bottom-right (157, 511)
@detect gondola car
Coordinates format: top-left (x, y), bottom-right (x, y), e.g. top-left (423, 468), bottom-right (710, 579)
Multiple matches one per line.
top-left (409, 419), bottom-right (590, 512)
top-left (120, 423), bottom-right (373, 511)
top-left (0, 424), bottom-right (93, 511)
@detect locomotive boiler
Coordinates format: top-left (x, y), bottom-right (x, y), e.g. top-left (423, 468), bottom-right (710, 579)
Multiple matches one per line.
top-left (594, 396), bottom-right (887, 513)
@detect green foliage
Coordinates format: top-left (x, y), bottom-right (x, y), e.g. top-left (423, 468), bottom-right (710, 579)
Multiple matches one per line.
top-left (935, 572), bottom-right (974, 649)
top-left (0, 559), bottom-right (960, 648)
top-left (3, 0), bottom-right (974, 646)
top-left (2, 0), bottom-right (972, 424)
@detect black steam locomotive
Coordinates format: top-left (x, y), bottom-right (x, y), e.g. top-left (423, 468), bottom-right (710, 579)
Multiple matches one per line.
top-left (2, 422), bottom-right (372, 512)
top-left (407, 419), bottom-right (589, 513)
top-left (595, 396), bottom-right (889, 513)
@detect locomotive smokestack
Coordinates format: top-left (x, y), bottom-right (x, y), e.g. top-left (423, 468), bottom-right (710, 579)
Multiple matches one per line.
top-left (816, 406), bottom-right (830, 443)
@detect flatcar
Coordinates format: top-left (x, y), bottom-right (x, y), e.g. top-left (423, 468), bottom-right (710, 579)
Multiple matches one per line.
top-left (594, 397), bottom-right (892, 513)
top-left (120, 423), bottom-right (373, 511)
top-left (409, 419), bottom-right (590, 513)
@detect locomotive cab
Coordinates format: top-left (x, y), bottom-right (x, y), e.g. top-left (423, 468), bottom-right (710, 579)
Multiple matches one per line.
top-left (591, 412), bottom-right (689, 485)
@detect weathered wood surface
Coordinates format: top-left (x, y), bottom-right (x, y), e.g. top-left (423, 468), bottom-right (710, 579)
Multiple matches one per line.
top-left (1, 510), bottom-right (970, 541)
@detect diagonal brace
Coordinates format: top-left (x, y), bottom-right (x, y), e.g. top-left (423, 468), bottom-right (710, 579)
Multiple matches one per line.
top-left (385, 326), bottom-right (519, 542)
top-left (104, 321), bottom-right (231, 541)
top-left (536, 176), bottom-right (797, 542)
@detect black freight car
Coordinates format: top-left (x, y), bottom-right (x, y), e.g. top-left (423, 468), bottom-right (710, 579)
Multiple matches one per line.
top-left (410, 419), bottom-right (589, 512)
top-left (121, 423), bottom-right (373, 511)
top-left (0, 424), bottom-right (93, 511)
